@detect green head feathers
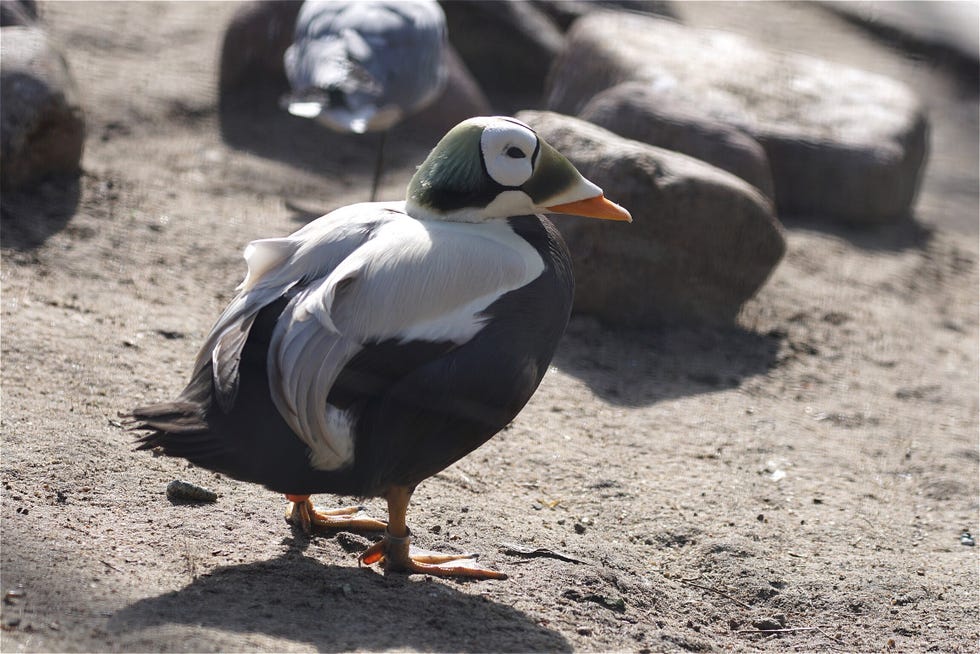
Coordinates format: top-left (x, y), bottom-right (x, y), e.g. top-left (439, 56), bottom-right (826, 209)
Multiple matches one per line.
top-left (404, 116), bottom-right (631, 224)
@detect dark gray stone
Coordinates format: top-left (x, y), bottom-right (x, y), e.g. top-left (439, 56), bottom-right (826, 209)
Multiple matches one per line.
top-left (0, 0), bottom-right (38, 27)
top-left (1, 26), bottom-right (85, 189)
top-left (517, 111), bottom-right (785, 327)
top-left (579, 81), bottom-right (775, 200)
top-left (439, 0), bottom-right (564, 101)
top-left (218, 0), bottom-right (303, 105)
top-left (402, 45), bottom-right (492, 134)
top-left (546, 11), bottom-right (928, 223)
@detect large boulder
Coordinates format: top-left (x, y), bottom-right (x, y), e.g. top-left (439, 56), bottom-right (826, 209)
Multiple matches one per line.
top-left (439, 0), bottom-right (564, 102)
top-left (217, 0), bottom-right (304, 108)
top-left (546, 12), bottom-right (928, 223)
top-left (579, 82), bottom-right (775, 200)
top-left (1, 26), bottom-right (85, 190)
top-left (402, 45), bottom-right (492, 134)
top-left (822, 0), bottom-right (979, 64)
top-left (517, 111), bottom-right (785, 327)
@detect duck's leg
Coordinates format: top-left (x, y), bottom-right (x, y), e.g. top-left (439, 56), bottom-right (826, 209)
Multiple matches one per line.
top-left (369, 129), bottom-right (388, 202)
top-left (285, 494), bottom-right (387, 535)
top-left (358, 485), bottom-right (507, 580)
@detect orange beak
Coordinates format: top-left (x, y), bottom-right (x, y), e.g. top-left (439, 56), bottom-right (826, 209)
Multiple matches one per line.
top-left (546, 194), bottom-right (632, 222)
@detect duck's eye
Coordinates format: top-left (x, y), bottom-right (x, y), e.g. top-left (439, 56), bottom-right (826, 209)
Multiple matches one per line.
top-left (481, 121), bottom-right (537, 187)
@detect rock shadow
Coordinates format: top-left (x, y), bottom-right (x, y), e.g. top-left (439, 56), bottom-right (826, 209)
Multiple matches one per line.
top-left (555, 317), bottom-right (781, 407)
top-left (109, 545), bottom-right (570, 653)
top-left (0, 174), bottom-right (80, 250)
top-left (779, 212), bottom-right (934, 253)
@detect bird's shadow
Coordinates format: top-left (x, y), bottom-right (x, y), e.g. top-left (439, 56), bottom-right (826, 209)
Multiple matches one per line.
top-left (555, 317), bottom-right (782, 407)
top-left (109, 539), bottom-right (570, 653)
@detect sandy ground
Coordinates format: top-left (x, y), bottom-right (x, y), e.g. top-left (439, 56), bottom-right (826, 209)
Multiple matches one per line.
top-left (1, 2), bottom-right (977, 652)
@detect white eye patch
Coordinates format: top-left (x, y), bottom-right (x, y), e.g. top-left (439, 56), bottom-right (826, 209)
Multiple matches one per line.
top-left (480, 121), bottom-right (538, 188)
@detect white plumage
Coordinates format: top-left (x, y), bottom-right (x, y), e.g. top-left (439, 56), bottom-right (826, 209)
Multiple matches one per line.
top-left (283, 0), bottom-right (447, 134)
top-left (196, 202), bottom-right (545, 470)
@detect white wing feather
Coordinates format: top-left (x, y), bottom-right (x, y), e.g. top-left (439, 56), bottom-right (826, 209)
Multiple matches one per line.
top-left (197, 201), bottom-right (545, 471)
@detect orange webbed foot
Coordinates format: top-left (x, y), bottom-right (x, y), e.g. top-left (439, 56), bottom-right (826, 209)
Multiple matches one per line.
top-left (285, 495), bottom-right (387, 535)
top-left (358, 529), bottom-right (507, 580)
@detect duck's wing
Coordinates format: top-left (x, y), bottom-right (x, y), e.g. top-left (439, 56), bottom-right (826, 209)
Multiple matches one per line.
top-left (265, 217), bottom-right (545, 472)
top-left (184, 202), bottom-right (400, 413)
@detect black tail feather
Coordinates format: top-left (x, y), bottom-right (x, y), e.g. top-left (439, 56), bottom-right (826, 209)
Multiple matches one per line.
top-left (126, 400), bottom-right (236, 475)
top-left (128, 401), bottom-right (207, 434)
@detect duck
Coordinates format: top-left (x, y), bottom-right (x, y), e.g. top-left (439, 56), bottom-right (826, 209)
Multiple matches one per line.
top-left (282, 0), bottom-right (448, 201)
top-left (128, 116), bottom-right (631, 580)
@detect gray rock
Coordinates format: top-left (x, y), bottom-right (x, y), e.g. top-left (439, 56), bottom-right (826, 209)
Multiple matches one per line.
top-left (439, 0), bottom-right (564, 101)
top-left (821, 0), bottom-right (979, 63)
top-left (579, 81), bottom-right (775, 200)
top-left (517, 111), bottom-right (785, 327)
top-left (1, 26), bottom-right (85, 189)
top-left (402, 45), bottom-right (492, 135)
top-left (218, 0), bottom-right (303, 104)
top-left (1, 0), bottom-right (38, 27)
top-left (546, 11), bottom-right (928, 223)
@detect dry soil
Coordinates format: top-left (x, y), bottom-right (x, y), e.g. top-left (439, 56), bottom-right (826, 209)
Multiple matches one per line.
top-left (1, 2), bottom-right (978, 652)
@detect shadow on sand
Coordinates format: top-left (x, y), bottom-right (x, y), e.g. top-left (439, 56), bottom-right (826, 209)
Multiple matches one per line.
top-left (780, 211), bottom-right (934, 254)
top-left (0, 175), bottom-right (81, 250)
top-left (109, 540), bottom-right (570, 652)
top-left (555, 317), bottom-right (782, 407)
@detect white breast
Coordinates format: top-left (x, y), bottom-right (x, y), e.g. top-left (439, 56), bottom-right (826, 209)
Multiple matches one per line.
top-left (266, 209), bottom-right (545, 470)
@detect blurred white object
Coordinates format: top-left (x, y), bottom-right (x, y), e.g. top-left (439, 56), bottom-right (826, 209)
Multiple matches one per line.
top-left (283, 0), bottom-right (448, 134)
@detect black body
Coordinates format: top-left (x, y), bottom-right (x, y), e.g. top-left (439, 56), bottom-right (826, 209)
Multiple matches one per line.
top-left (132, 215), bottom-right (574, 498)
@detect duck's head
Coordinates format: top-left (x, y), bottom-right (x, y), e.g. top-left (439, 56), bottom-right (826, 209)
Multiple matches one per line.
top-left (405, 116), bottom-right (632, 223)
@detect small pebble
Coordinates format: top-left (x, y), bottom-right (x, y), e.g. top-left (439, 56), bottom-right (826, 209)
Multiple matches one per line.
top-left (574, 523), bottom-right (587, 534)
top-left (577, 626), bottom-right (592, 636)
top-left (166, 479), bottom-right (217, 503)
top-left (959, 531), bottom-right (975, 547)
top-left (752, 615), bottom-right (786, 631)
